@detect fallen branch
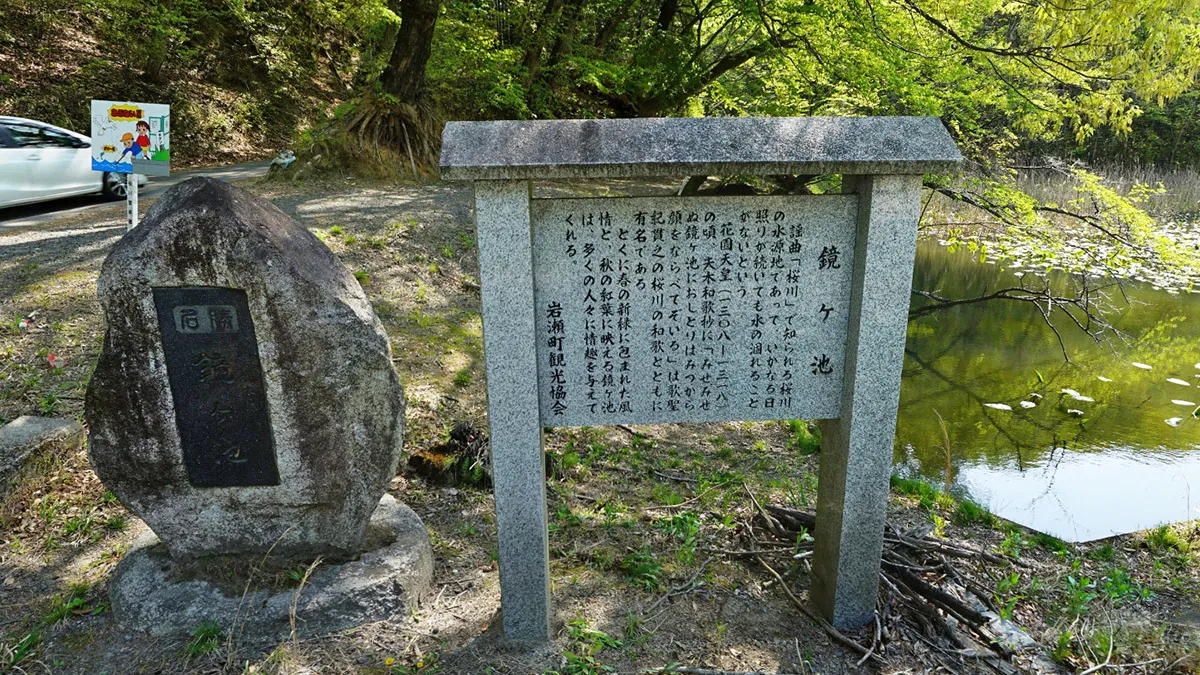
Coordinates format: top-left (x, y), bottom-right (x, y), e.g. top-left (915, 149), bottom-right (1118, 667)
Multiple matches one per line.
top-left (754, 555), bottom-right (885, 665)
top-left (643, 557), bottom-right (715, 615)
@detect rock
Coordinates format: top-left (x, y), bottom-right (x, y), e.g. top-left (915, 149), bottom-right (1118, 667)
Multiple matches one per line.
top-left (0, 416), bottom-right (85, 492)
top-left (85, 177), bottom-right (406, 560)
top-left (108, 494), bottom-right (433, 639)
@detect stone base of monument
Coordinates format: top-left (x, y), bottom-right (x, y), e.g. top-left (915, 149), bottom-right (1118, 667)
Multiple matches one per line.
top-left (108, 495), bottom-right (432, 640)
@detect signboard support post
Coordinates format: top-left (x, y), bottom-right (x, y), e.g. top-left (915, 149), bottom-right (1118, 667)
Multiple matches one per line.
top-left (811, 174), bottom-right (922, 627)
top-left (126, 174), bottom-right (139, 231)
top-left (474, 179), bottom-right (552, 642)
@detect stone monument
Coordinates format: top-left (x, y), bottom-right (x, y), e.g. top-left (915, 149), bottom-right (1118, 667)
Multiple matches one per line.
top-left (86, 177), bottom-right (432, 637)
top-left (439, 117), bottom-right (961, 640)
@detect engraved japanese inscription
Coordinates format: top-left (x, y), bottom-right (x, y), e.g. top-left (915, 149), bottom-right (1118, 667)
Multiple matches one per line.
top-left (532, 195), bottom-right (857, 426)
top-left (153, 287), bottom-right (279, 487)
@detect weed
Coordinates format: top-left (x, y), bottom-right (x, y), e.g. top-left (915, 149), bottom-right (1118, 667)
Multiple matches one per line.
top-left (329, 225), bottom-right (344, 236)
top-left (996, 571), bottom-right (1021, 594)
top-left (458, 232), bottom-right (475, 250)
top-left (621, 550), bottom-right (663, 591)
top-left (930, 513), bottom-right (948, 539)
top-left (995, 594), bottom-right (1021, 620)
top-left (1051, 630), bottom-right (1073, 664)
top-left (1099, 567), bottom-right (1152, 604)
top-left (890, 475), bottom-right (939, 511)
top-left (453, 368), bottom-right (471, 387)
top-left (953, 499), bottom-right (993, 526)
top-left (105, 515), bottom-right (127, 531)
top-left (785, 420), bottom-right (821, 454)
top-left (1146, 525), bottom-right (1185, 553)
top-left (999, 531), bottom-right (1026, 559)
top-left (367, 236), bottom-right (386, 250)
top-left (1, 630), bottom-right (41, 669)
top-left (555, 619), bottom-right (622, 675)
top-left (353, 270), bottom-right (370, 285)
top-left (1088, 542), bottom-right (1116, 561)
top-left (343, 234), bottom-right (357, 245)
top-left (63, 514), bottom-right (96, 540)
top-left (439, 245), bottom-right (455, 259)
top-left (656, 511), bottom-right (701, 563)
top-left (184, 620), bottom-right (223, 657)
top-left (1063, 576), bottom-right (1098, 617)
top-left (1033, 532), bottom-right (1069, 555)
top-left (38, 392), bottom-right (59, 415)
top-left (429, 262), bottom-right (441, 274)
top-left (43, 585), bottom-right (102, 624)
top-left (550, 504), bottom-right (583, 532)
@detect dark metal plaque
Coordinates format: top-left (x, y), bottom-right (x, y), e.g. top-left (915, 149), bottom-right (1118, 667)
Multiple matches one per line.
top-left (153, 287), bottom-right (280, 488)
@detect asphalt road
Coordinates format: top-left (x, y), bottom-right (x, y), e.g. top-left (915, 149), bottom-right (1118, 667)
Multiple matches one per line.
top-left (0, 160), bottom-right (273, 230)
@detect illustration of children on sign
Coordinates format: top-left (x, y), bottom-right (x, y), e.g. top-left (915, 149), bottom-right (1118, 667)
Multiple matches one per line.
top-left (135, 120), bottom-right (153, 156)
top-left (118, 132), bottom-right (146, 164)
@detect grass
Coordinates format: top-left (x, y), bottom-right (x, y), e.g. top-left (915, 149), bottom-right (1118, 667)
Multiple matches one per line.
top-left (184, 620), bottom-right (224, 658)
top-left (620, 550), bottom-right (663, 592)
top-left (452, 368), bottom-right (471, 387)
top-left (1, 630), bottom-right (41, 670)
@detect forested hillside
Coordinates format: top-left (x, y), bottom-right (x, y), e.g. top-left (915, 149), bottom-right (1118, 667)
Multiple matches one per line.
top-left (2, 0), bottom-right (1199, 170)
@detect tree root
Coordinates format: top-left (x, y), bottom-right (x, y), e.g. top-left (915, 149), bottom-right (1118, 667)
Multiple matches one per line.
top-left (289, 93), bottom-right (442, 180)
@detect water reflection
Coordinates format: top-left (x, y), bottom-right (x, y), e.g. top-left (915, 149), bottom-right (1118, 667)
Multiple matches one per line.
top-left (895, 242), bottom-right (1200, 541)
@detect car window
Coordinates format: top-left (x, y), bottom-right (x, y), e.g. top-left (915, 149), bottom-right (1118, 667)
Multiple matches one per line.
top-left (5, 123), bottom-right (81, 149)
top-left (0, 126), bottom-right (16, 149)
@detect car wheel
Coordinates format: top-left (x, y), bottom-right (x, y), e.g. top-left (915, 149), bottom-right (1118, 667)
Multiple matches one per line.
top-left (101, 172), bottom-right (127, 200)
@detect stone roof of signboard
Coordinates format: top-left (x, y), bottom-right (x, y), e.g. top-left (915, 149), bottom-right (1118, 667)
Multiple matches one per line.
top-left (439, 116), bottom-right (962, 180)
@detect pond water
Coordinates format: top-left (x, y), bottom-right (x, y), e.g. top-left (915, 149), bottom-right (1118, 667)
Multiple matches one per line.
top-left (894, 242), bottom-right (1200, 542)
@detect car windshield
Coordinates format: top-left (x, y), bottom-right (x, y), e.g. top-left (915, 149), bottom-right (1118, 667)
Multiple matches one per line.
top-left (4, 123), bottom-right (80, 149)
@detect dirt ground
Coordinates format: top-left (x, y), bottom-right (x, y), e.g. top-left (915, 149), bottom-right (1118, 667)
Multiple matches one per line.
top-left (1, 175), bottom-right (1199, 675)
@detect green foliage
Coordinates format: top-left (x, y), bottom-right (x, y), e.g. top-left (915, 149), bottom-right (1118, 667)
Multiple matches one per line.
top-left (1063, 576), bottom-right (1098, 617)
top-left (999, 531), bottom-right (1027, 559)
top-left (1146, 525), bottom-right (1187, 553)
top-left (1099, 568), bottom-right (1152, 604)
top-left (184, 620), bottom-right (224, 657)
top-left (1051, 630), bottom-right (1074, 665)
top-left (453, 368), bottom-right (472, 387)
top-left (656, 511), bottom-right (701, 563)
top-left (548, 619), bottom-right (623, 675)
top-left (953, 499), bottom-right (993, 527)
top-left (620, 550), bottom-right (663, 592)
top-left (43, 583), bottom-right (104, 625)
top-left (784, 420), bottom-right (820, 455)
top-left (2, 630), bottom-right (41, 670)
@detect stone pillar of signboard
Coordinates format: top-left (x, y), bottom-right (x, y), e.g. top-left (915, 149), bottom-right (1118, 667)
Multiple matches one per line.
top-left (86, 177), bottom-right (432, 638)
top-left (440, 117), bottom-right (961, 640)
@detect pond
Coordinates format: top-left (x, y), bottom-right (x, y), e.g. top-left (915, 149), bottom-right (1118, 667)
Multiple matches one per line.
top-left (895, 241), bottom-right (1200, 542)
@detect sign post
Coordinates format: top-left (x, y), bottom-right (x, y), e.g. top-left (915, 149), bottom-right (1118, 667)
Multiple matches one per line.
top-left (126, 175), bottom-right (139, 230)
top-left (89, 100), bottom-right (171, 230)
top-left (440, 117), bottom-right (962, 641)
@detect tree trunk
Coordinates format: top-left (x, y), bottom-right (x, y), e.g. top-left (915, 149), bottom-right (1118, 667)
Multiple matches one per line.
top-left (379, 0), bottom-right (440, 100)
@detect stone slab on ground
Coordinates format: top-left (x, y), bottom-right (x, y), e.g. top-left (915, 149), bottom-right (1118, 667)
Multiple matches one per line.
top-left (0, 416), bottom-right (85, 488)
top-left (108, 495), bottom-right (433, 640)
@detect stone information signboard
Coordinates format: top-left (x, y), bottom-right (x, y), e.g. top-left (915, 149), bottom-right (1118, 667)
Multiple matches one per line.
top-left (532, 195), bottom-right (855, 426)
top-left (152, 286), bottom-right (278, 488)
top-left (440, 116), bottom-right (962, 642)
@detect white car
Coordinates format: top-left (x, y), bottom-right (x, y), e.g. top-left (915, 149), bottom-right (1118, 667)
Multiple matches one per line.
top-left (0, 116), bottom-right (147, 209)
